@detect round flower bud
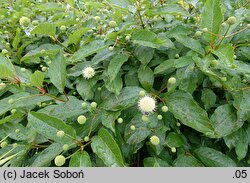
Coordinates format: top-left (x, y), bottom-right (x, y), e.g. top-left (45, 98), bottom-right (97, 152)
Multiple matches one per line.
top-left (150, 135), bottom-right (160, 146)
top-left (202, 28), bottom-right (208, 33)
top-left (32, 20), bottom-right (39, 26)
top-left (125, 34), bottom-right (131, 41)
top-left (57, 130), bottom-right (65, 138)
top-left (82, 66), bottom-right (95, 79)
top-left (174, 54), bottom-right (179, 59)
top-left (161, 106), bottom-right (168, 112)
top-left (90, 102), bottom-right (97, 109)
top-left (195, 31), bottom-right (202, 37)
top-left (130, 125), bottom-right (136, 130)
top-left (40, 49), bottom-right (46, 54)
top-left (210, 59), bottom-right (218, 67)
top-left (60, 25), bottom-right (66, 31)
top-left (94, 16), bottom-right (101, 22)
top-left (19, 16), bottom-right (31, 26)
top-left (157, 115), bottom-right (163, 120)
top-left (84, 136), bottom-right (90, 142)
top-left (12, 143), bottom-right (18, 148)
top-left (1, 49), bottom-right (8, 54)
top-left (54, 155), bottom-right (66, 167)
top-left (138, 96), bottom-right (156, 114)
top-left (21, 68), bottom-right (26, 72)
top-left (171, 147), bottom-right (176, 153)
top-left (0, 141), bottom-right (8, 148)
top-left (76, 18), bottom-right (80, 22)
top-left (8, 99), bottom-right (14, 104)
top-left (221, 77), bottom-right (227, 82)
top-left (0, 82), bottom-right (6, 90)
top-left (221, 22), bottom-right (227, 27)
top-left (168, 77), bottom-right (176, 85)
top-left (233, 55), bottom-right (237, 59)
top-left (63, 144), bottom-right (69, 151)
top-left (11, 109), bottom-right (17, 114)
top-left (41, 67), bottom-right (47, 72)
top-left (97, 87), bottom-right (102, 91)
top-left (117, 118), bottom-right (123, 124)
top-left (77, 115), bottom-right (87, 125)
top-left (82, 102), bottom-right (87, 109)
top-left (108, 46), bottom-right (114, 51)
top-left (41, 103), bottom-right (47, 107)
top-left (176, 122), bottom-right (181, 127)
top-left (227, 16), bottom-right (236, 25)
top-left (247, 24), bottom-right (250, 29)
top-left (142, 115), bottom-right (149, 122)
top-left (15, 129), bottom-right (20, 133)
top-left (139, 90), bottom-right (146, 97)
top-left (109, 20), bottom-right (117, 28)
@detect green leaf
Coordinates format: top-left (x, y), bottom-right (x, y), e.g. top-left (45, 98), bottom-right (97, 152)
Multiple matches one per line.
top-left (73, 40), bottom-right (111, 61)
top-left (28, 112), bottom-right (76, 144)
top-left (31, 143), bottom-right (63, 167)
top-left (154, 56), bottom-right (194, 74)
top-left (134, 46), bottom-right (154, 65)
top-left (210, 104), bottom-right (241, 137)
top-left (0, 55), bottom-right (15, 79)
top-left (124, 114), bottom-right (152, 144)
top-left (48, 52), bottom-right (66, 93)
top-left (76, 78), bottom-right (97, 100)
top-left (138, 65), bottom-right (154, 90)
top-left (12, 28), bottom-right (21, 49)
top-left (194, 147), bottom-right (237, 167)
top-left (147, 5), bottom-right (189, 16)
top-left (166, 132), bottom-right (184, 148)
top-left (143, 157), bottom-right (169, 167)
top-left (224, 128), bottom-right (248, 161)
top-left (91, 128), bottom-right (124, 167)
top-left (173, 35), bottom-right (205, 55)
top-left (201, 0), bottom-right (223, 43)
top-left (31, 22), bottom-right (56, 37)
top-left (201, 88), bottom-right (216, 110)
top-left (68, 27), bottom-right (89, 45)
top-left (30, 71), bottom-right (44, 88)
top-left (166, 90), bottom-right (215, 137)
top-left (38, 96), bottom-right (87, 121)
top-left (174, 154), bottom-right (204, 167)
top-left (212, 44), bottom-right (234, 65)
top-left (101, 86), bottom-right (142, 111)
top-left (108, 54), bottom-right (129, 80)
top-left (104, 73), bottom-right (123, 95)
top-left (69, 151), bottom-right (92, 167)
top-left (101, 110), bottom-right (121, 133)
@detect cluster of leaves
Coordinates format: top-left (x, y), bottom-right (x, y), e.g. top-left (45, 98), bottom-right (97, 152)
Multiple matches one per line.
top-left (0, 0), bottom-right (250, 167)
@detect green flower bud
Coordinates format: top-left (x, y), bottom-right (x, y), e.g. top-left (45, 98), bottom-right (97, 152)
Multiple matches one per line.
top-left (125, 34), bottom-right (131, 41)
top-left (221, 77), bottom-right (227, 82)
top-left (168, 77), bottom-right (176, 85)
top-left (141, 115), bottom-right (149, 122)
top-left (161, 106), bottom-right (168, 112)
top-left (21, 68), bottom-right (26, 72)
top-left (1, 49), bottom-right (8, 54)
top-left (77, 115), bottom-right (87, 125)
top-left (15, 129), bottom-right (20, 133)
top-left (202, 28), bottom-right (208, 33)
top-left (176, 122), bottom-right (181, 127)
top-left (63, 144), bottom-right (69, 151)
top-left (210, 60), bottom-right (218, 67)
top-left (32, 20), bottom-right (39, 26)
top-left (54, 155), bottom-right (66, 167)
top-left (82, 102), bottom-right (87, 109)
top-left (11, 109), bottom-right (17, 114)
top-left (60, 25), bottom-right (66, 31)
top-left (174, 54), bottom-right (179, 59)
top-left (117, 118), bottom-right (123, 124)
top-left (150, 135), bottom-right (160, 146)
top-left (40, 49), bottom-right (46, 54)
top-left (130, 125), bottom-right (136, 130)
top-left (109, 20), bottom-right (117, 28)
top-left (90, 102), bottom-right (97, 109)
top-left (227, 16), bottom-right (236, 25)
top-left (247, 24), bottom-right (250, 29)
top-left (8, 99), bottom-right (14, 104)
top-left (57, 130), bottom-right (65, 138)
top-left (195, 31), bottom-right (202, 37)
top-left (84, 136), bottom-right (90, 142)
top-left (139, 90), bottom-right (146, 97)
top-left (97, 87), bottom-right (102, 91)
top-left (171, 147), bottom-right (176, 153)
top-left (41, 67), bottom-right (47, 72)
top-left (19, 16), bottom-right (31, 26)
top-left (0, 82), bottom-right (6, 90)
top-left (108, 46), bottom-right (114, 51)
top-left (157, 115), bottom-right (163, 120)
top-left (94, 16), bottom-right (101, 22)
top-left (221, 22), bottom-right (227, 27)
top-left (12, 143), bottom-right (18, 148)
top-left (0, 141), bottom-right (8, 148)
top-left (233, 55), bottom-right (237, 59)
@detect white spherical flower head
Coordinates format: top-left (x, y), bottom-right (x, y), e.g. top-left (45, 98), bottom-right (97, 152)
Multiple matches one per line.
top-left (82, 67), bottom-right (95, 79)
top-left (138, 96), bottom-right (156, 114)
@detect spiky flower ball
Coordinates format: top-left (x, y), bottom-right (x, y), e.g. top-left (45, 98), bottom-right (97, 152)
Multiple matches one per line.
top-left (82, 67), bottom-right (95, 79)
top-left (77, 115), bottom-right (87, 124)
top-left (19, 16), bottom-right (31, 26)
top-left (161, 106), bottom-right (168, 112)
top-left (117, 118), bottom-right (123, 124)
top-left (138, 96), bottom-right (156, 114)
top-left (109, 20), bottom-right (117, 28)
top-left (227, 16), bottom-right (236, 25)
top-left (0, 82), bottom-right (6, 90)
top-left (54, 155), bottom-right (66, 166)
top-left (150, 135), bottom-right (160, 146)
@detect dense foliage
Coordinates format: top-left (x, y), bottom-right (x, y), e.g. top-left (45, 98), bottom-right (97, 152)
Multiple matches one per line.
top-left (0, 0), bottom-right (250, 167)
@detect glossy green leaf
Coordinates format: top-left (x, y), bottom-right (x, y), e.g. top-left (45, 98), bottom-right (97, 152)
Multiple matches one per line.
top-left (31, 143), bottom-right (63, 167)
top-left (91, 128), bottom-right (124, 167)
top-left (166, 90), bottom-right (215, 137)
top-left (108, 54), bottom-right (129, 80)
top-left (212, 44), bottom-right (234, 65)
top-left (76, 78), bottom-right (97, 100)
top-left (138, 65), bottom-right (154, 90)
top-left (30, 71), bottom-right (44, 88)
top-left (201, 88), bottom-right (216, 110)
top-left (134, 46), bottom-right (154, 65)
top-left (31, 22), bottom-right (56, 37)
top-left (166, 132), bottom-right (184, 148)
top-left (194, 147), bottom-right (237, 167)
top-left (48, 52), bottom-right (66, 93)
top-left (174, 155), bottom-right (204, 167)
top-left (143, 157), bottom-right (169, 167)
top-left (101, 110), bottom-right (121, 133)
top-left (69, 151), bottom-right (92, 167)
top-left (68, 27), bottom-right (89, 45)
top-left (28, 112), bottom-right (77, 144)
top-left (0, 55), bottom-right (15, 79)
top-left (12, 28), bottom-right (21, 49)
top-left (201, 0), bottom-right (223, 43)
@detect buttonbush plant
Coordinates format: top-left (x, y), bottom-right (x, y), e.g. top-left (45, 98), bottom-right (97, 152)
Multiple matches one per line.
top-left (0, 0), bottom-right (250, 167)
